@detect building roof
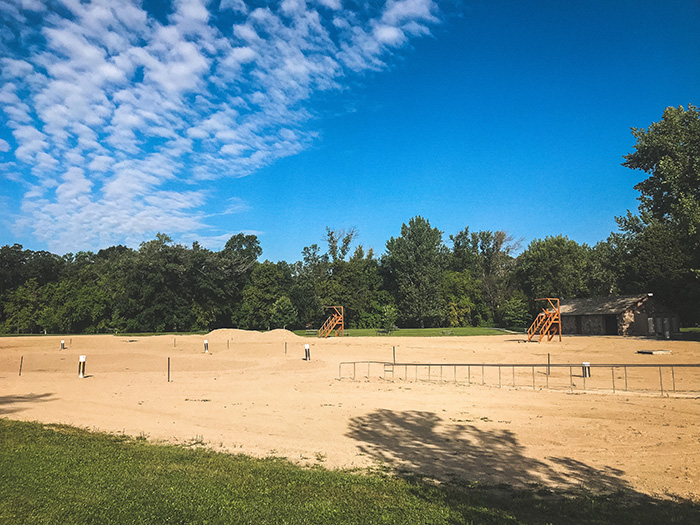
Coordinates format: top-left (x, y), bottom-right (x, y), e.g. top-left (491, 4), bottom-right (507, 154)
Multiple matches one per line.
top-left (559, 295), bottom-right (650, 316)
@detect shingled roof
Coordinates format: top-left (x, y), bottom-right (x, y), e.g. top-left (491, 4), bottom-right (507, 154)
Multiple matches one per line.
top-left (559, 295), bottom-right (650, 316)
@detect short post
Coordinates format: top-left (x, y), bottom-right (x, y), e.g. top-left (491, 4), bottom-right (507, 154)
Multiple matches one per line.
top-left (582, 362), bottom-right (591, 378)
top-left (659, 366), bottom-right (664, 396)
top-left (498, 366), bottom-right (502, 388)
top-left (60, 340), bottom-right (65, 350)
top-left (78, 355), bottom-right (86, 378)
top-left (204, 339), bottom-right (209, 353)
top-left (304, 344), bottom-right (310, 361)
top-left (19, 355), bottom-right (23, 376)
top-left (611, 366), bottom-right (616, 393)
top-left (672, 366), bottom-right (676, 393)
top-left (569, 365), bottom-right (573, 392)
top-left (547, 353), bottom-right (551, 376)
top-left (284, 341), bottom-right (287, 354)
top-left (70, 338), bottom-right (72, 347)
top-left (168, 357), bottom-right (171, 383)
top-left (392, 346), bottom-right (396, 366)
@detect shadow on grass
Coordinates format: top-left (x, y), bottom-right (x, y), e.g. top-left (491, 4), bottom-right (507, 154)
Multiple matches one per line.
top-left (0, 393), bottom-right (55, 416)
top-left (347, 409), bottom-right (700, 523)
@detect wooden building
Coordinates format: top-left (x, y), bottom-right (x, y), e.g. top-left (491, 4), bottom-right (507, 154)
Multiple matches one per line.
top-left (559, 294), bottom-right (679, 337)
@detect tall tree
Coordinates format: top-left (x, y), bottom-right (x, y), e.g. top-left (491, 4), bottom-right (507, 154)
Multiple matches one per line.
top-left (517, 235), bottom-right (592, 300)
top-left (620, 104), bottom-right (700, 322)
top-left (623, 104), bottom-right (700, 246)
top-left (383, 216), bottom-right (448, 328)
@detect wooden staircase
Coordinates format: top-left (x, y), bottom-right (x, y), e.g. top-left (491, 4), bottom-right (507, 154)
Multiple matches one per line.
top-left (318, 306), bottom-right (344, 338)
top-left (527, 298), bottom-right (562, 342)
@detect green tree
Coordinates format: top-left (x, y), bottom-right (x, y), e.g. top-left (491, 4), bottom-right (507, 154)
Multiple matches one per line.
top-left (383, 216), bottom-right (448, 328)
top-left (442, 269), bottom-right (486, 327)
top-left (2, 278), bottom-right (43, 334)
top-left (623, 104), bottom-right (700, 245)
top-left (517, 235), bottom-right (592, 300)
top-left (619, 105), bottom-right (700, 323)
top-left (495, 293), bottom-right (529, 331)
top-left (238, 261), bottom-right (292, 330)
top-left (270, 296), bottom-right (298, 329)
top-left (380, 304), bottom-right (398, 333)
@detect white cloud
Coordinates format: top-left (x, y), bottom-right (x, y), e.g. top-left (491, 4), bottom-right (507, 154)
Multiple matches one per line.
top-left (0, 0), bottom-right (440, 252)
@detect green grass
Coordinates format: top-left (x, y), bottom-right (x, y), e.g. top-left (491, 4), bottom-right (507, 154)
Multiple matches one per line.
top-left (1, 419), bottom-right (698, 524)
top-left (294, 326), bottom-right (512, 337)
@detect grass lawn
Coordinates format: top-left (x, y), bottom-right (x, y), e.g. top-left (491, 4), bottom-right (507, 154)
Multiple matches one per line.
top-left (294, 326), bottom-right (513, 337)
top-left (1, 419), bottom-right (698, 524)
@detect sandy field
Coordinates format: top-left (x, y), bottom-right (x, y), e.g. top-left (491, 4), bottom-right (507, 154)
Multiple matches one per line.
top-left (2, 330), bottom-right (699, 500)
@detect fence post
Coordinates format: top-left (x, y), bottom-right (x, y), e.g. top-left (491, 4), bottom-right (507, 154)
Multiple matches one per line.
top-left (611, 366), bottom-right (615, 393)
top-left (659, 366), bottom-right (664, 396)
top-left (569, 366), bottom-right (573, 393)
top-left (672, 366), bottom-right (676, 393)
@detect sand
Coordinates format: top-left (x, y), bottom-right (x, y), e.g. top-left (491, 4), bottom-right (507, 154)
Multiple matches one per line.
top-left (2, 330), bottom-right (699, 500)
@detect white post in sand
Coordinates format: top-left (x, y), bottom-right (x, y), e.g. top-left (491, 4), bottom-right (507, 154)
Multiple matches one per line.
top-left (204, 339), bottom-right (209, 353)
top-left (78, 355), bottom-right (86, 378)
top-left (304, 344), bottom-right (310, 361)
top-left (61, 340), bottom-right (65, 350)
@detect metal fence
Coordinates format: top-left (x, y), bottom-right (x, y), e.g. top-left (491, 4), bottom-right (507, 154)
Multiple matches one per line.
top-left (338, 361), bottom-right (700, 396)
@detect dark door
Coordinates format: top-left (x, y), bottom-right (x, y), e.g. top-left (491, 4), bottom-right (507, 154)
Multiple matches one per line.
top-left (604, 315), bottom-right (618, 335)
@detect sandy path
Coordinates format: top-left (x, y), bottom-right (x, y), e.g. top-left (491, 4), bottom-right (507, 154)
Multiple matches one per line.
top-left (1, 331), bottom-right (699, 500)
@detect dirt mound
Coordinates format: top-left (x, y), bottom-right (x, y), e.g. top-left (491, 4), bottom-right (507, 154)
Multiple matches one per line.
top-left (206, 328), bottom-right (300, 342)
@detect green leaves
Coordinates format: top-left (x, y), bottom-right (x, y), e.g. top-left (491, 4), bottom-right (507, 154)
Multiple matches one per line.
top-left (384, 216), bottom-right (448, 328)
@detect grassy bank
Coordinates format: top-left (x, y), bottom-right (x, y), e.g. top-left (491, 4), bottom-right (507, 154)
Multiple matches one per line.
top-left (1, 419), bottom-right (697, 524)
top-left (294, 326), bottom-right (511, 337)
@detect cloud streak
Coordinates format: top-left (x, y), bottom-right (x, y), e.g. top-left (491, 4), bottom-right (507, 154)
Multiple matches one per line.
top-left (0, 0), bottom-right (439, 252)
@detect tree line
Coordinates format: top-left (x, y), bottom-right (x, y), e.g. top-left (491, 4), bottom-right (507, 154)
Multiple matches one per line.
top-left (1, 105), bottom-right (698, 334)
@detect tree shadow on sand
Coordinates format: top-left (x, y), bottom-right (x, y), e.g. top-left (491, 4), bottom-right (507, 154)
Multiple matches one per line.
top-left (0, 393), bottom-right (55, 416)
top-left (347, 409), bottom-right (700, 523)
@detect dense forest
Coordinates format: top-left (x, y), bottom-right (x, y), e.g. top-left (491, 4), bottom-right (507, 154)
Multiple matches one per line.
top-left (1, 105), bottom-right (698, 334)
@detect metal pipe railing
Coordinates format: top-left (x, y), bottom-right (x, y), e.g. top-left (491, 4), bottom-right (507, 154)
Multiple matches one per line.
top-left (338, 361), bottom-right (700, 396)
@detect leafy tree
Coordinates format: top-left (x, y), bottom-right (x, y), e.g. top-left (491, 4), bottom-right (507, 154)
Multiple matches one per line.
top-left (270, 296), bottom-right (298, 329)
top-left (383, 216), bottom-right (448, 328)
top-left (380, 304), bottom-right (398, 333)
top-left (517, 235), bottom-right (592, 300)
top-left (623, 104), bottom-right (700, 246)
top-left (2, 279), bottom-right (43, 334)
top-left (441, 269), bottom-right (486, 327)
top-left (619, 105), bottom-right (700, 323)
top-left (495, 293), bottom-right (529, 330)
top-left (238, 261), bottom-right (292, 330)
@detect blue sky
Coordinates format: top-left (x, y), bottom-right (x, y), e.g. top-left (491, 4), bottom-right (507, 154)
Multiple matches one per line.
top-left (1, 0), bottom-right (698, 261)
